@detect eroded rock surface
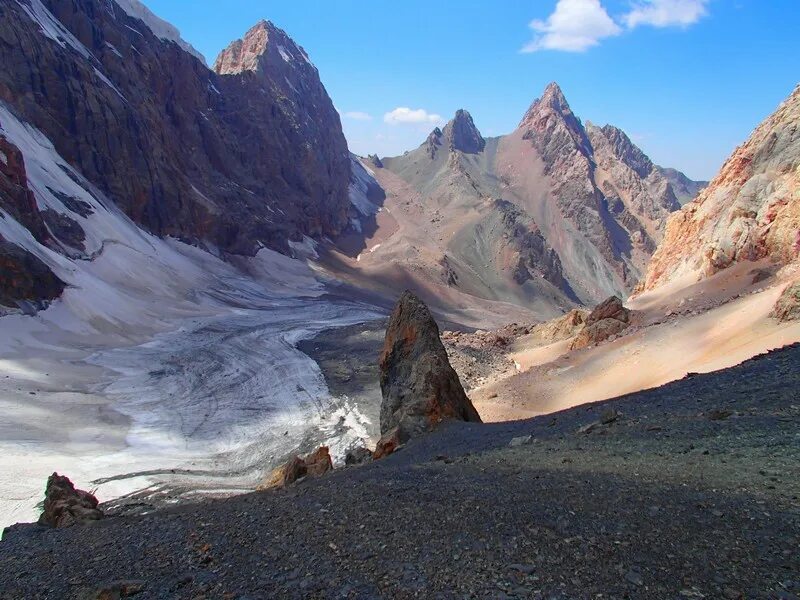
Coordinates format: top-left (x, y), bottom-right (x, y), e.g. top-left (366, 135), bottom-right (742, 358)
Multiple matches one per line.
top-left (378, 291), bottom-right (481, 454)
top-left (772, 282), bottom-right (800, 322)
top-left (38, 473), bottom-right (103, 528)
top-left (639, 85), bottom-right (800, 293)
top-left (260, 446), bottom-right (333, 489)
top-left (570, 296), bottom-right (631, 350)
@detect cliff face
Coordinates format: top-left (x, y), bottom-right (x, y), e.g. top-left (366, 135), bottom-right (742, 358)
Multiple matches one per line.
top-left (639, 85), bottom-right (800, 293)
top-left (0, 2), bottom-right (350, 256)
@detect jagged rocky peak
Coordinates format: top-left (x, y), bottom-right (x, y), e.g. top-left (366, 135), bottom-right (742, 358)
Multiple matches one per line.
top-left (426, 126), bottom-right (444, 158)
top-left (520, 82), bottom-right (592, 157)
top-left (442, 109), bottom-right (485, 154)
top-left (595, 123), bottom-right (655, 178)
top-left (213, 20), bottom-right (313, 76)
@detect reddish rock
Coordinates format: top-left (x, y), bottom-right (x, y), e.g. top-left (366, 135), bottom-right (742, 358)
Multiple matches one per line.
top-left (372, 428), bottom-right (402, 460)
top-left (38, 473), bottom-right (103, 528)
top-left (772, 282), bottom-right (800, 322)
top-left (378, 291), bottom-right (481, 448)
top-left (570, 296), bottom-right (631, 350)
top-left (0, 240), bottom-right (65, 310)
top-left (259, 445), bottom-right (333, 489)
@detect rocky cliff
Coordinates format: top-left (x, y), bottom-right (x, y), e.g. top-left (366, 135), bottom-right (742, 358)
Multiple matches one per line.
top-left (0, 2), bottom-right (350, 258)
top-left (638, 85), bottom-right (800, 293)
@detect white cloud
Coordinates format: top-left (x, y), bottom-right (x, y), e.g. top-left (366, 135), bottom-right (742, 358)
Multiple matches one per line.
top-left (343, 111), bottom-right (373, 121)
top-left (624, 0), bottom-right (709, 28)
top-left (521, 0), bottom-right (621, 53)
top-left (383, 107), bottom-right (443, 125)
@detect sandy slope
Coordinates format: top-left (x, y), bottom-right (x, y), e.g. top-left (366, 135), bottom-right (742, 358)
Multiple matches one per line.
top-left (472, 263), bottom-right (800, 422)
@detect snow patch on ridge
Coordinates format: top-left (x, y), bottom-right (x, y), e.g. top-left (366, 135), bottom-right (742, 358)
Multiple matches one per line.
top-left (17, 0), bottom-right (91, 59)
top-left (113, 0), bottom-right (207, 65)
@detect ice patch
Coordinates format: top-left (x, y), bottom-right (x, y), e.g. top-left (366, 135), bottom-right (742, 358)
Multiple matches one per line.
top-left (277, 44), bottom-right (292, 63)
top-left (0, 149), bottom-right (7, 166)
top-left (113, 0), bottom-right (207, 65)
top-left (349, 155), bottom-right (381, 217)
top-left (288, 235), bottom-right (319, 260)
top-left (17, 0), bottom-right (91, 59)
top-left (104, 41), bottom-right (123, 58)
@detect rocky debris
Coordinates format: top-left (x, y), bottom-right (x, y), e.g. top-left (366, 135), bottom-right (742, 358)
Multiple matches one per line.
top-left (378, 291), bottom-right (481, 453)
top-left (0, 239), bottom-right (65, 311)
top-left (4, 345), bottom-right (799, 598)
top-left (0, 6), bottom-right (350, 256)
top-left (37, 473), bottom-right (103, 528)
top-left (772, 282), bottom-right (800, 322)
top-left (259, 446), bottom-right (333, 489)
top-left (442, 109), bottom-right (485, 154)
top-left (85, 580), bottom-right (145, 599)
top-left (344, 446), bottom-right (373, 466)
top-left (639, 85), bottom-right (800, 293)
top-left (570, 296), bottom-right (631, 350)
top-left (373, 427), bottom-right (402, 460)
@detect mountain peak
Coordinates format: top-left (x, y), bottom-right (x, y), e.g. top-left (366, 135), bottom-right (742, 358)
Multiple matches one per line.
top-left (213, 20), bottom-right (313, 76)
top-left (442, 109), bottom-right (485, 154)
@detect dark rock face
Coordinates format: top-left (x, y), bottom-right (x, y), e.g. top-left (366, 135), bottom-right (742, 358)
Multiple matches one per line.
top-left (442, 109), bottom-right (485, 154)
top-left (0, 135), bottom-right (48, 243)
top-left (38, 473), bottom-right (103, 528)
top-left (0, 240), bottom-right (65, 310)
top-left (378, 291), bottom-right (481, 448)
top-left (570, 296), bottom-right (631, 350)
top-left (426, 127), bottom-right (443, 159)
top-left (366, 154), bottom-right (383, 168)
top-left (0, 4), bottom-right (350, 256)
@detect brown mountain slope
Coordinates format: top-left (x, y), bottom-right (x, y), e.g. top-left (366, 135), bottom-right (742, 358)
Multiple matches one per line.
top-left (638, 84), bottom-right (800, 294)
top-left (353, 83), bottom-right (701, 321)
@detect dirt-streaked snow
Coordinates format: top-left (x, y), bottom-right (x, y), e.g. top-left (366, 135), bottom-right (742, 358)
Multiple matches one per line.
top-left (0, 104), bottom-right (382, 529)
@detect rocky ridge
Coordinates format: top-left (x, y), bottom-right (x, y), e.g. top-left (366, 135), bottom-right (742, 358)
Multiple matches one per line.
top-left (0, 2), bottom-right (351, 258)
top-left (639, 84), bottom-right (800, 293)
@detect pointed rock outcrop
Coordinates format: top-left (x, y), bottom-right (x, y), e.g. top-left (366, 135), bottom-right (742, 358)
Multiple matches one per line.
top-left (38, 473), bottom-right (103, 528)
top-left (569, 296), bottom-right (631, 350)
top-left (377, 291), bottom-right (481, 455)
top-left (442, 109), bottom-right (485, 154)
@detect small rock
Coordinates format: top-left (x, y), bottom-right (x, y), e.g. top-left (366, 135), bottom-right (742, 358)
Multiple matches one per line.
top-left (508, 435), bottom-right (532, 448)
top-left (624, 569), bottom-right (643, 586)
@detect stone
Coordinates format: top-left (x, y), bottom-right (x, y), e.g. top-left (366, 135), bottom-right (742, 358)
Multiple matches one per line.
top-left (378, 291), bottom-right (481, 446)
top-left (345, 446), bottom-right (373, 466)
top-left (38, 473), bottom-right (103, 528)
top-left (569, 296), bottom-right (631, 350)
top-left (772, 282), bottom-right (800, 322)
top-left (258, 445), bottom-right (332, 489)
top-left (508, 435), bottom-right (532, 448)
top-left (372, 427), bottom-right (402, 460)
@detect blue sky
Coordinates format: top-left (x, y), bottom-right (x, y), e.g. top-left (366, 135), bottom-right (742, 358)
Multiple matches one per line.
top-left (145, 0), bottom-right (798, 181)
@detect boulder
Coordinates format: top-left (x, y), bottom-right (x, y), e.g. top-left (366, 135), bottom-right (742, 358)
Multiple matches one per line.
top-left (259, 445), bottom-right (332, 489)
top-left (570, 296), bottom-right (631, 350)
top-left (38, 473), bottom-right (103, 528)
top-left (377, 291), bottom-right (481, 456)
top-left (345, 446), bottom-right (373, 466)
top-left (772, 282), bottom-right (800, 322)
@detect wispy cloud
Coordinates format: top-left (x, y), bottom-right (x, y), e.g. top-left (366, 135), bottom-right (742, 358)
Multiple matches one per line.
top-left (521, 0), bottom-right (621, 53)
top-left (343, 111), bottom-right (373, 121)
top-left (623, 0), bottom-right (709, 28)
top-left (384, 107), bottom-right (443, 125)
top-left (521, 0), bottom-right (709, 53)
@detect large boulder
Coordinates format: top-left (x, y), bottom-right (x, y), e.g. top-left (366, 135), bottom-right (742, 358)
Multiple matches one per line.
top-left (377, 291), bottom-right (481, 454)
top-left (570, 296), bottom-right (631, 350)
top-left (258, 445), bottom-right (333, 489)
top-left (772, 282), bottom-right (800, 322)
top-left (38, 473), bottom-right (103, 528)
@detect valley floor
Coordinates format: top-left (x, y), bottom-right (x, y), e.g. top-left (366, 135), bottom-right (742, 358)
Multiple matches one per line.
top-left (1, 344), bottom-right (798, 599)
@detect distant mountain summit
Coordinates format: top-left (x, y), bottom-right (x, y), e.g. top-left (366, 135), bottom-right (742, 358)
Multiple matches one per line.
top-left (371, 82), bottom-right (706, 316)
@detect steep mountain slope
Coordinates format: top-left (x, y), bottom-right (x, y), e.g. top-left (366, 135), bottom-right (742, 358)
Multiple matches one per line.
top-left (639, 84), bottom-right (800, 293)
top-left (0, 2), bottom-right (350, 259)
top-left (361, 83), bottom-right (703, 317)
top-left (656, 167), bottom-right (708, 205)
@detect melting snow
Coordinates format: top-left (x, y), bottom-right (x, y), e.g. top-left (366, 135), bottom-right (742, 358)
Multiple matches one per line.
top-left (277, 44), bottom-right (292, 63)
top-left (0, 107), bottom-right (383, 528)
top-left (104, 41), bottom-right (123, 58)
top-left (114, 0), bottom-right (207, 65)
top-left (349, 155), bottom-right (381, 217)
